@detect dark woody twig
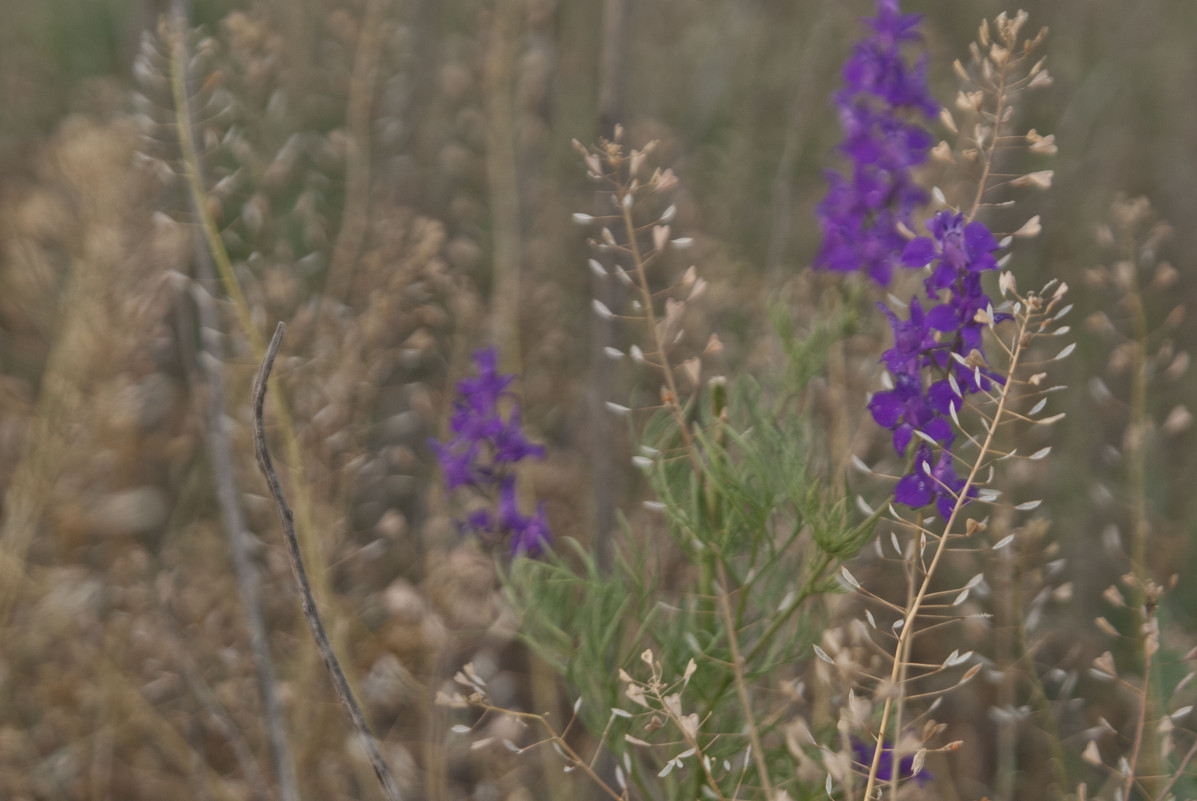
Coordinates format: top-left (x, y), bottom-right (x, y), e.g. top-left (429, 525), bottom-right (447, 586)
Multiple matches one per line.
top-left (252, 322), bottom-right (403, 801)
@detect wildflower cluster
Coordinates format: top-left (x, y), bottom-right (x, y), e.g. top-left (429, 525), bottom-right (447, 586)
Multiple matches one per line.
top-left (869, 209), bottom-right (1004, 517)
top-left (432, 347), bottom-right (551, 555)
top-left (815, 0), bottom-right (938, 286)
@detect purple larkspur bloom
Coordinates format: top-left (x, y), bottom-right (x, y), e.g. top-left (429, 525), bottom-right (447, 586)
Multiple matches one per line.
top-left (894, 444), bottom-right (975, 519)
top-left (851, 737), bottom-right (933, 786)
top-left (432, 347), bottom-right (551, 556)
top-left (869, 373), bottom-right (956, 456)
top-left (903, 210), bottom-right (1008, 391)
top-left (871, 208), bottom-right (1010, 516)
top-left (815, 0), bottom-right (937, 286)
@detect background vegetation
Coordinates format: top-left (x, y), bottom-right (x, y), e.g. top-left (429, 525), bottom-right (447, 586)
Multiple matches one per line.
top-left (1, 0), bottom-right (1195, 799)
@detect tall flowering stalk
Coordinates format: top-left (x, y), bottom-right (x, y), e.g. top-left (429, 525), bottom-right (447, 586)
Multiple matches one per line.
top-left (815, 0), bottom-right (938, 286)
top-left (839, 11), bottom-right (1060, 800)
top-left (432, 347), bottom-right (551, 555)
top-left (869, 209), bottom-right (1005, 517)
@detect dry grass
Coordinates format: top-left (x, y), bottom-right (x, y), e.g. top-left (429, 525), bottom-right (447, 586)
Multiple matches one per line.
top-left (0, 1), bottom-right (1195, 799)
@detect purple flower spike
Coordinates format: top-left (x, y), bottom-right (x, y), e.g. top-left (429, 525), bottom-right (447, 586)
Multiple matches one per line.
top-left (815, 0), bottom-right (937, 286)
top-left (874, 208), bottom-right (1010, 518)
top-left (432, 347), bottom-right (552, 556)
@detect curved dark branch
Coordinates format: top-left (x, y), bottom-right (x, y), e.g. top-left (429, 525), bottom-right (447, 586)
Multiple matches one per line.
top-left (252, 322), bottom-right (403, 801)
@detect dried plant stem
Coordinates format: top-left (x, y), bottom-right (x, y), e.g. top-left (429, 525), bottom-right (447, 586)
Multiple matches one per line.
top-left (1124, 241), bottom-right (1160, 796)
top-left (252, 322), bottom-right (403, 801)
top-left (186, 285), bottom-right (301, 801)
top-left (888, 548), bottom-right (919, 801)
top-left (325, 0), bottom-right (388, 303)
top-left (1124, 623), bottom-right (1154, 801)
top-left (167, 16), bottom-right (347, 764)
top-left (965, 60), bottom-right (1010, 223)
top-left (1153, 736), bottom-right (1197, 801)
top-left (863, 311), bottom-right (1032, 801)
top-left (168, 9), bottom-right (300, 796)
top-left (475, 705), bottom-right (625, 801)
top-left (485, 0), bottom-right (525, 370)
top-left (620, 200), bottom-right (700, 475)
top-left (715, 561), bottom-right (774, 800)
top-left (1009, 552), bottom-right (1070, 794)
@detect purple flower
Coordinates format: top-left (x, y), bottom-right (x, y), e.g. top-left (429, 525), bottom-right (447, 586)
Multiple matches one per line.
top-left (868, 372), bottom-right (954, 456)
top-left (902, 210), bottom-right (1000, 290)
top-left (814, 0), bottom-right (937, 286)
top-left (877, 297), bottom-right (937, 379)
top-left (851, 737), bottom-right (933, 785)
top-left (894, 444), bottom-right (975, 519)
top-left (871, 209), bottom-right (1010, 517)
top-left (432, 347), bottom-right (552, 556)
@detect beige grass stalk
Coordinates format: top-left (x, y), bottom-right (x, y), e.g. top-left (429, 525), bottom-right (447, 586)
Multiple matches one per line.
top-left (862, 309), bottom-right (1034, 801)
top-left (619, 195), bottom-right (702, 477)
top-left (167, 19), bottom-right (355, 776)
top-left (324, 0), bottom-right (388, 304)
top-left (0, 288), bottom-right (87, 625)
top-left (167, 20), bottom-right (330, 606)
top-left (168, 5), bottom-right (301, 796)
top-left (485, 0), bottom-right (525, 371)
top-left (1120, 226), bottom-right (1160, 799)
top-left (469, 704), bottom-right (627, 801)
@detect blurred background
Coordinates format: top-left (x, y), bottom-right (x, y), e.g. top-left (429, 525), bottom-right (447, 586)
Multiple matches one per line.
top-left (1, 0), bottom-right (1195, 798)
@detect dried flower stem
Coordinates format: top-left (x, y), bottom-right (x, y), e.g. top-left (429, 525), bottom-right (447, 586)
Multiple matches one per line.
top-left (966, 64), bottom-right (1009, 223)
top-left (486, 0), bottom-right (525, 370)
top-left (1123, 610), bottom-right (1155, 801)
top-left (619, 198), bottom-right (700, 476)
top-left (167, 16), bottom-right (332, 608)
top-left (168, 6), bottom-right (301, 796)
top-left (472, 705), bottom-right (626, 801)
top-left (252, 322), bottom-right (403, 801)
top-left (1153, 736), bottom-right (1197, 801)
top-left (1121, 223), bottom-right (1161, 796)
top-left (325, 0), bottom-right (388, 303)
top-left (863, 307), bottom-right (1034, 801)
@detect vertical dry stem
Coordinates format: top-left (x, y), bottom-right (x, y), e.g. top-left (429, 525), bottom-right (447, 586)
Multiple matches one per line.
top-left (485, 0), bottom-right (525, 369)
top-left (325, 0), bottom-right (389, 303)
top-left (252, 322), bottom-right (403, 801)
top-left (862, 310), bottom-right (1032, 801)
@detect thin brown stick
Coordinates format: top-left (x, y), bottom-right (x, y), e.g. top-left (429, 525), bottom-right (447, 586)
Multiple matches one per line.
top-left (252, 322), bottom-right (402, 801)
